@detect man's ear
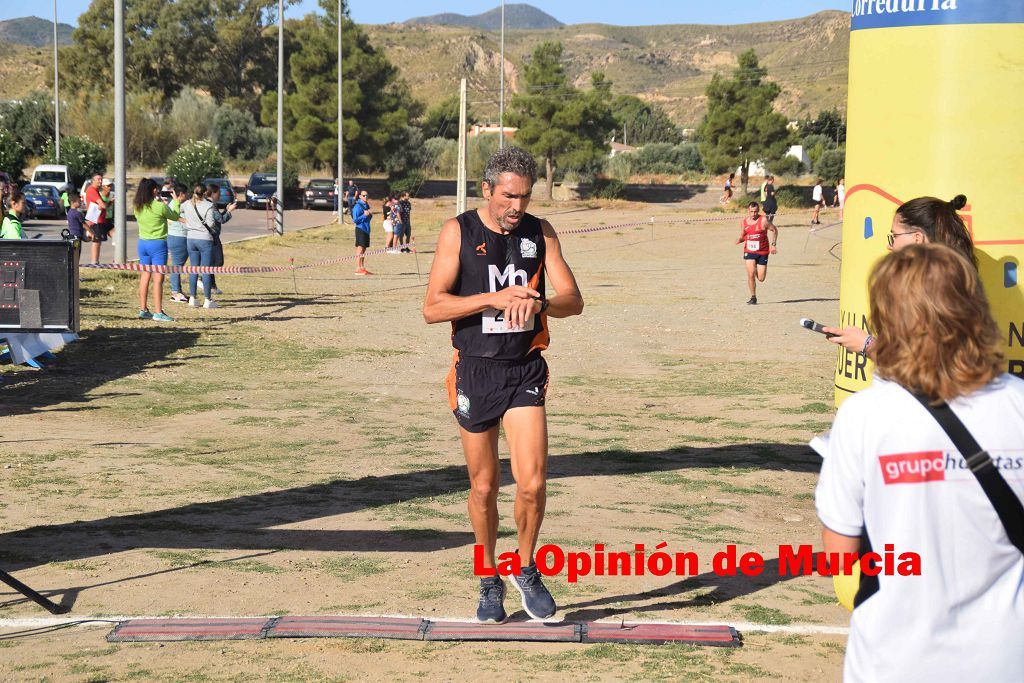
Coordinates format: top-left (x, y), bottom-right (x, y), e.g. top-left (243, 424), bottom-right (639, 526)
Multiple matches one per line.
top-left (481, 181), bottom-right (492, 200)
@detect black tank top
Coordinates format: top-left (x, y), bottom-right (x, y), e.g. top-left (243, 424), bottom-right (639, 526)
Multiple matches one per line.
top-left (452, 209), bottom-right (548, 360)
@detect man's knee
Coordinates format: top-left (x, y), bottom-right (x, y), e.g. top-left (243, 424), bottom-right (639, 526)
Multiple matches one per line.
top-left (469, 477), bottom-right (499, 504)
top-left (516, 476), bottom-right (546, 505)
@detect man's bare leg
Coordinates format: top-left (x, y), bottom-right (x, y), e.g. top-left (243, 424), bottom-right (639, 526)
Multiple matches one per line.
top-left (460, 425), bottom-right (501, 569)
top-left (503, 406), bottom-right (548, 566)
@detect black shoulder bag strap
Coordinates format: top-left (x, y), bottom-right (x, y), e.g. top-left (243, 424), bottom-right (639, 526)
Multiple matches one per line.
top-left (913, 393), bottom-right (1024, 555)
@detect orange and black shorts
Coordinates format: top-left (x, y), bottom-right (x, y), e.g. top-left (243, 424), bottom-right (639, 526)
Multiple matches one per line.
top-left (445, 351), bottom-right (548, 433)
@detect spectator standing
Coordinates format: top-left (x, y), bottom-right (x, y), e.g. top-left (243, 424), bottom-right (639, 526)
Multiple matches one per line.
top-left (345, 180), bottom-right (358, 215)
top-left (84, 174), bottom-right (110, 265)
top-left (167, 183), bottom-right (190, 303)
top-left (132, 178), bottom-right (180, 322)
top-left (181, 184), bottom-right (234, 309)
top-left (1, 192), bottom-right (26, 238)
top-left (352, 190), bottom-right (372, 275)
top-left (836, 178), bottom-right (846, 220)
top-left (762, 175), bottom-right (778, 224)
top-left (812, 179), bottom-right (825, 225)
top-left (66, 192), bottom-right (86, 240)
top-left (816, 243), bottom-right (1024, 682)
top-left (398, 191), bottom-right (413, 252)
top-left (383, 195), bottom-right (396, 252)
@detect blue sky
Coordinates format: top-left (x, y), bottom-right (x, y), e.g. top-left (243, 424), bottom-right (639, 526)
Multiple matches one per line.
top-left (18, 1), bottom-right (848, 28)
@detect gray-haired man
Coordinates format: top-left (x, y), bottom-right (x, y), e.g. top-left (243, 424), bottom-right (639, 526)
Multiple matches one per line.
top-left (423, 146), bottom-right (584, 624)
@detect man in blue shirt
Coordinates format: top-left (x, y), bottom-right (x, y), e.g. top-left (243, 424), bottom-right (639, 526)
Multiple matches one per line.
top-left (351, 190), bottom-right (373, 275)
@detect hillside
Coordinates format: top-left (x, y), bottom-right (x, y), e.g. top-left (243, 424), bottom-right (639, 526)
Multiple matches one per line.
top-left (367, 10), bottom-right (850, 128)
top-left (0, 41), bottom-right (52, 101)
top-left (407, 4), bottom-right (563, 30)
top-left (0, 17), bottom-right (73, 47)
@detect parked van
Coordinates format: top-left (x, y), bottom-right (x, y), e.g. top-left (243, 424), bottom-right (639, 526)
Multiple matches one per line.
top-left (30, 164), bottom-right (71, 193)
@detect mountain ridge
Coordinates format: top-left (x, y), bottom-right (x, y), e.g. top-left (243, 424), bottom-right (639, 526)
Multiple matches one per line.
top-left (0, 17), bottom-right (74, 48)
top-left (407, 4), bottom-right (563, 30)
top-left (370, 10), bottom-right (851, 127)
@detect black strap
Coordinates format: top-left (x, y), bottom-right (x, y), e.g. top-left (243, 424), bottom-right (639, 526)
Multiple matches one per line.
top-left (913, 393), bottom-right (1024, 555)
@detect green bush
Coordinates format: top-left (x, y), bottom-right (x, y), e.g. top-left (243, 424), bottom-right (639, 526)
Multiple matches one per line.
top-left (590, 176), bottom-right (626, 200)
top-left (770, 155), bottom-right (804, 177)
top-left (422, 137), bottom-right (457, 179)
top-left (631, 142), bottom-right (703, 174)
top-left (0, 92), bottom-right (53, 156)
top-left (0, 128), bottom-right (29, 181)
top-left (166, 140), bottom-right (227, 189)
top-left (42, 135), bottom-right (107, 187)
top-left (213, 107), bottom-right (260, 160)
top-left (815, 149), bottom-right (846, 183)
top-left (774, 185), bottom-right (807, 208)
top-left (605, 153), bottom-right (635, 180)
top-left (388, 170), bottom-right (427, 197)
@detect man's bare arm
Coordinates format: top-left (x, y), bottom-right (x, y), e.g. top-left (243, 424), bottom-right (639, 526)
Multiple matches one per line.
top-left (539, 220), bottom-right (583, 318)
top-left (423, 219), bottom-right (538, 324)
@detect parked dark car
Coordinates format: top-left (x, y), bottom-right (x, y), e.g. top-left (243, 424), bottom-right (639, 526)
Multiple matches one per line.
top-left (202, 178), bottom-right (235, 208)
top-left (302, 179), bottom-right (337, 210)
top-left (245, 172), bottom-right (277, 209)
top-left (22, 184), bottom-right (63, 219)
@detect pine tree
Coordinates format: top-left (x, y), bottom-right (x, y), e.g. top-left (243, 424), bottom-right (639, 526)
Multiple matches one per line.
top-left (698, 50), bottom-right (790, 195)
top-left (509, 43), bottom-right (615, 199)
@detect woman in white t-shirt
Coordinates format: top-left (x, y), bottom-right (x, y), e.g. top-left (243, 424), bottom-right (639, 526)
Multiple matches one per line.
top-left (816, 243), bottom-right (1024, 683)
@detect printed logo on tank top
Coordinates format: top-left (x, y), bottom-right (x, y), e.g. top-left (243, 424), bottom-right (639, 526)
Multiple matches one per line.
top-left (452, 210), bottom-right (548, 358)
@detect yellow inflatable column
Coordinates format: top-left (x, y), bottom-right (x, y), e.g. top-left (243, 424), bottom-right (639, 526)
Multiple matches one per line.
top-left (837, 1), bottom-right (1024, 404)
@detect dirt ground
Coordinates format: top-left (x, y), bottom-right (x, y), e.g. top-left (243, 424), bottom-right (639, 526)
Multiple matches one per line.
top-left (0, 190), bottom-right (850, 681)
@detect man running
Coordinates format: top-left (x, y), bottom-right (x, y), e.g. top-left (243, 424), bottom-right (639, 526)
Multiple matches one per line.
top-left (423, 146), bottom-right (584, 624)
top-left (735, 201), bottom-right (778, 305)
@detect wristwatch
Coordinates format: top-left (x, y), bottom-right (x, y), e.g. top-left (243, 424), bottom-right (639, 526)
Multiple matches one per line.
top-left (538, 298), bottom-right (550, 314)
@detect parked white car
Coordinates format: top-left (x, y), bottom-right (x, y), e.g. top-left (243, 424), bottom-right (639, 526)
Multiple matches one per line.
top-left (30, 164), bottom-right (71, 193)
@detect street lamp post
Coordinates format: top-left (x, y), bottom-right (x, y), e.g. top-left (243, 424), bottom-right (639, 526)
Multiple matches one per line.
top-left (499, 0), bottom-right (505, 150)
top-left (52, 0), bottom-right (59, 162)
top-left (275, 0), bottom-right (284, 235)
top-left (337, 0), bottom-right (343, 222)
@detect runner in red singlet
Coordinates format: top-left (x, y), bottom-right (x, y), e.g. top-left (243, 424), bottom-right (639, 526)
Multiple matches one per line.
top-left (735, 201), bottom-right (778, 305)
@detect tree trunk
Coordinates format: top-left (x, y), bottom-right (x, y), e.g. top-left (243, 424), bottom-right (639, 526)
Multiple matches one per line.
top-left (740, 160), bottom-right (750, 196)
top-left (546, 154), bottom-right (554, 200)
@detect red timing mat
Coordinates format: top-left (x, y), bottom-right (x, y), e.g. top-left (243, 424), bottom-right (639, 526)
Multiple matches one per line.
top-left (107, 616), bottom-right (740, 647)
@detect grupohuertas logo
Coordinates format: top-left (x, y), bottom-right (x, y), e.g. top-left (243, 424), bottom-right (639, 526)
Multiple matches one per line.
top-left (851, 1), bottom-right (1024, 31)
top-left (457, 392), bottom-right (471, 417)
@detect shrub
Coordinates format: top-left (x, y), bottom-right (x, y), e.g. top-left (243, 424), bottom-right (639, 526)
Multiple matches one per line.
top-left (166, 140), bottom-right (227, 188)
top-left (605, 153), bottom-right (635, 180)
top-left (0, 129), bottom-right (29, 182)
top-left (770, 155), bottom-right (804, 177)
top-left (213, 107), bottom-right (260, 160)
top-left (590, 176), bottom-right (626, 200)
top-left (421, 137), bottom-right (457, 178)
top-left (815, 149), bottom-right (846, 183)
top-left (42, 135), bottom-right (107, 187)
top-left (388, 170), bottom-right (427, 197)
top-left (0, 92), bottom-right (54, 156)
top-left (774, 185), bottom-right (807, 208)
top-left (629, 143), bottom-right (703, 175)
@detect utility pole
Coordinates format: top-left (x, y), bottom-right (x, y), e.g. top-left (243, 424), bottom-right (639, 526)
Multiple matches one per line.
top-left (336, 0), bottom-right (343, 222)
top-left (52, 0), bottom-right (59, 162)
top-left (499, 0), bottom-right (505, 150)
top-left (275, 0), bottom-right (284, 235)
top-left (113, 0), bottom-right (126, 264)
top-left (456, 78), bottom-right (468, 215)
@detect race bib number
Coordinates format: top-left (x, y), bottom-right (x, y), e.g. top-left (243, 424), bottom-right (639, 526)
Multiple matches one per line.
top-left (482, 307), bottom-right (535, 334)
top-left (746, 238), bottom-right (761, 252)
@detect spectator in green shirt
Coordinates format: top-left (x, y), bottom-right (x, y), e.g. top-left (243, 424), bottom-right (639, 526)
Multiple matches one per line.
top-left (133, 178), bottom-right (182, 322)
top-left (0, 192), bottom-right (26, 239)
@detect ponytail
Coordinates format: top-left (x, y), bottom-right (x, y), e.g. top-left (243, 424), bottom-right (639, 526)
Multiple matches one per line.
top-left (895, 194), bottom-right (975, 267)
